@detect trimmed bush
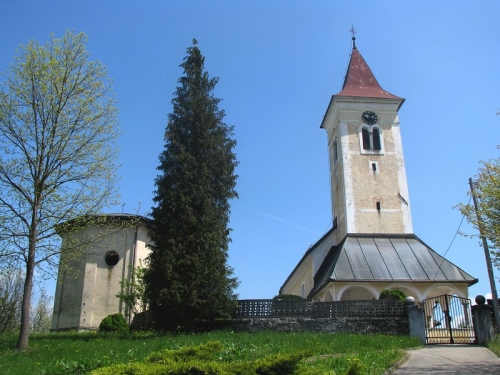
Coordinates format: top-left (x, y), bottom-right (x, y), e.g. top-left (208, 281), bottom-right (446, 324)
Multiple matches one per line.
top-left (253, 352), bottom-right (307, 374)
top-left (91, 341), bottom-right (309, 375)
top-left (99, 313), bottom-right (129, 333)
top-left (91, 361), bottom-right (231, 375)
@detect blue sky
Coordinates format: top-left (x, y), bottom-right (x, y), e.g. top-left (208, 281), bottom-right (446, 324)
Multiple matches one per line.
top-left (1, 0), bottom-right (499, 301)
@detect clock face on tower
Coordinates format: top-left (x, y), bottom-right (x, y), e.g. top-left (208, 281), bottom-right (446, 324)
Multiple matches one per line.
top-left (362, 111), bottom-right (378, 125)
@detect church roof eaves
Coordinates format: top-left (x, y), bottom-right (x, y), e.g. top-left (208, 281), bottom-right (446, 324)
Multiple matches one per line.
top-left (279, 219), bottom-right (338, 295)
top-left (56, 213), bottom-right (152, 234)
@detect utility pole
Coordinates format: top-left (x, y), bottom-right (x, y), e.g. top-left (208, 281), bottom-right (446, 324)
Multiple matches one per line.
top-left (469, 177), bottom-right (500, 331)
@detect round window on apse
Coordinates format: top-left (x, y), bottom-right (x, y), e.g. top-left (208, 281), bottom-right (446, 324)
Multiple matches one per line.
top-left (105, 251), bottom-right (119, 266)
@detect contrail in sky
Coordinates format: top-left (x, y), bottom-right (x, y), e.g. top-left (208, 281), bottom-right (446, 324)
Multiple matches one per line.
top-left (232, 247), bottom-right (290, 266)
top-left (244, 207), bottom-right (320, 235)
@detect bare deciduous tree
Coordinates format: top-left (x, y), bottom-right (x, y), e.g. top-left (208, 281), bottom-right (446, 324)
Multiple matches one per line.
top-left (0, 269), bottom-right (23, 335)
top-left (0, 30), bottom-right (120, 348)
top-left (30, 286), bottom-right (53, 333)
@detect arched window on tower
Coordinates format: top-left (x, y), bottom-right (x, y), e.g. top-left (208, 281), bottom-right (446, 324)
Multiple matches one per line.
top-left (362, 128), bottom-right (370, 150)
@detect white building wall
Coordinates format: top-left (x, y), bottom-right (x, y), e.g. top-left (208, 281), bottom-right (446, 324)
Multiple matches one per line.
top-left (51, 218), bottom-right (151, 330)
top-left (324, 98), bottom-right (411, 236)
top-left (280, 229), bottom-right (339, 298)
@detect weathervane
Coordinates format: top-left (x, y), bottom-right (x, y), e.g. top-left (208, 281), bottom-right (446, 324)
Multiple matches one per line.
top-left (349, 25), bottom-right (357, 49)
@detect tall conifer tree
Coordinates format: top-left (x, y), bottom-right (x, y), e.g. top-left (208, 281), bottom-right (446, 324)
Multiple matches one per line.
top-left (145, 40), bottom-right (239, 331)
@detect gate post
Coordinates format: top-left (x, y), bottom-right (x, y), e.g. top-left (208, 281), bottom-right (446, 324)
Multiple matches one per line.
top-left (444, 295), bottom-right (454, 344)
top-left (472, 295), bottom-right (494, 345)
top-left (406, 297), bottom-right (425, 344)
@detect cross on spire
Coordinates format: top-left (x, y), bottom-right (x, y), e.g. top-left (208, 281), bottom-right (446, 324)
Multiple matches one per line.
top-left (349, 25), bottom-right (357, 49)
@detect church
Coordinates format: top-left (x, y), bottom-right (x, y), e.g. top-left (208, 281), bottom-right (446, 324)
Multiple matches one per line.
top-left (279, 35), bottom-right (477, 302)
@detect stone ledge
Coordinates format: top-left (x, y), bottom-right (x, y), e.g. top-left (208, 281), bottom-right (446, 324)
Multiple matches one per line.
top-left (233, 316), bottom-right (408, 335)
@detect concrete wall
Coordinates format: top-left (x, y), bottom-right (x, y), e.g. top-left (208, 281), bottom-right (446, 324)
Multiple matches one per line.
top-left (472, 298), bottom-right (495, 345)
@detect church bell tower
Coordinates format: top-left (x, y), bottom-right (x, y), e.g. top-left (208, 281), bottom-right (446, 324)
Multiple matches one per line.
top-left (320, 34), bottom-right (413, 238)
top-left (280, 32), bottom-right (477, 302)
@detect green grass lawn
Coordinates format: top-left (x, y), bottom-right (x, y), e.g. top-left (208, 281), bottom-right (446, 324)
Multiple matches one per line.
top-left (0, 331), bottom-right (422, 375)
top-left (488, 335), bottom-right (500, 357)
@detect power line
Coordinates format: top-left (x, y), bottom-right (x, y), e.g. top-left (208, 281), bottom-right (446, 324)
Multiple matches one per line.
top-left (432, 196), bottom-right (471, 280)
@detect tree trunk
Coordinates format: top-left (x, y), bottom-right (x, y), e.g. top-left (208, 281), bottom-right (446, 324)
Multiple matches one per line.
top-left (16, 261), bottom-right (34, 349)
top-left (16, 209), bottom-right (38, 350)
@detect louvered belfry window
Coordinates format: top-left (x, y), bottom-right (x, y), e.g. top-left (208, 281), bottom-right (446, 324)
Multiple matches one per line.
top-left (373, 128), bottom-right (381, 150)
top-left (362, 128), bottom-right (370, 150)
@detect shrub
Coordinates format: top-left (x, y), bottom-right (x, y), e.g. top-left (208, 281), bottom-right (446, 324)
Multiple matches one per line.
top-left (99, 313), bottom-right (129, 333)
top-left (379, 289), bottom-right (406, 303)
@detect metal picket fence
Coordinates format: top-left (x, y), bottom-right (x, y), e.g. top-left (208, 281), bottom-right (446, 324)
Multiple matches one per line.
top-left (235, 299), bottom-right (405, 319)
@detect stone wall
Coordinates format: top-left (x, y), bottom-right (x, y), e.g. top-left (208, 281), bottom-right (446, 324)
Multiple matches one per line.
top-left (233, 316), bottom-right (408, 335)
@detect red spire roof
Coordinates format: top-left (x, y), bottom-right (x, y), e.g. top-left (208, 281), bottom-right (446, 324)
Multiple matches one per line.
top-left (336, 47), bottom-right (402, 100)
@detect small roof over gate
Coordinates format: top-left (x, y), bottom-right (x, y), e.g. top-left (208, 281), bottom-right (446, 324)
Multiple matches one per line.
top-left (310, 234), bottom-right (478, 298)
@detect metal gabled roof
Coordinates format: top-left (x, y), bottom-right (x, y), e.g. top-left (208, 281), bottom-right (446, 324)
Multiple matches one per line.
top-left (310, 233), bottom-right (477, 298)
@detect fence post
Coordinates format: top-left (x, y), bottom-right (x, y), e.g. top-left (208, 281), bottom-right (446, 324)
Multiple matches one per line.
top-left (406, 297), bottom-right (426, 344)
top-left (472, 295), bottom-right (494, 345)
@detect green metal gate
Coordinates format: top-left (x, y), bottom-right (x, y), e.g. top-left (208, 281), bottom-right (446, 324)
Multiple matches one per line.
top-left (422, 295), bottom-right (475, 344)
